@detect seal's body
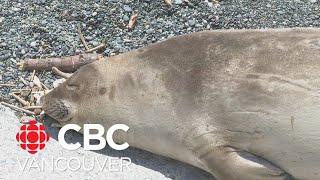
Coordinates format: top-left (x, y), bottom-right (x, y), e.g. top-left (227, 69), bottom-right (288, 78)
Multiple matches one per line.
top-left (43, 28), bottom-right (320, 179)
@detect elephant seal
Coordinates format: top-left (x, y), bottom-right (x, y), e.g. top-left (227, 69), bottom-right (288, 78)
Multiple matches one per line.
top-left (42, 28), bottom-right (320, 179)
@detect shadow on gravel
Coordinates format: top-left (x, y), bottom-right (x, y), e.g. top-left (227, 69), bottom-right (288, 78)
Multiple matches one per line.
top-left (42, 116), bottom-right (213, 180)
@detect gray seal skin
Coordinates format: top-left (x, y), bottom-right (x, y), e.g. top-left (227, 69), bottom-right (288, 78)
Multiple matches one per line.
top-left (42, 28), bottom-right (320, 180)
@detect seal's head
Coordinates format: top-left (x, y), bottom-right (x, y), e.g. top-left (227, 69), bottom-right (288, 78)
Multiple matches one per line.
top-left (41, 63), bottom-right (103, 125)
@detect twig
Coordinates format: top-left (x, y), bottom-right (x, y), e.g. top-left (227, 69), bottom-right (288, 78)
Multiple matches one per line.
top-left (77, 26), bottom-right (90, 50)
top-left (23, 106), bottom-right (42, 110)
top-left (41, 82), bottom-right (50, 90)
top-left (86, 43), bottom-right (106, 53)
top-left (10, 93), bottom-right (30, 106)
top-left (128, 14), bottom-right (139, 29)
top-left (11, 89), bottom-right (32, 95)
top-left (0, 84), bottom-right (15, 87)
top-left (52, 67), bottom-right (73, 79)
top-left (19, 77), bottom-right (29, 86)
top-left (30, 70), bottom-right (36, 81)
top-left (1, 102), bottom-right (35, 115)
top-left (164, 0), bottom-right (172, 7)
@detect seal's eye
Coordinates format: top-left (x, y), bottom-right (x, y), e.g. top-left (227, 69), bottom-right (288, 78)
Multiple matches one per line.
top-left (66, 84), bottom-right (79, 91)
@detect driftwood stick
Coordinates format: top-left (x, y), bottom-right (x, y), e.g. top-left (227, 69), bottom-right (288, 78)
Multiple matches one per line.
top-left (86, 43), bottom-right (106, 53)
top-left (52, 67), bottom-right (73, 79)
top-left (17, 54), bottom-right (100, 72)
top-left (78, 27), bottom-right (90, 50)
top-left (0, 84), bottom-right (15, 87)
top-left (128, 14), bottom-right (139, 29)
top-left (11, 89), bottom-right (32, 94)
top-left (30, 70), bottom-right (36, 81)
top-left (164, 0), bottom-right (172, 7)
top-left (41, 82), bottom-right (50, 90)
top-left (23, 106), bottom-right (42, 110)
top-left (19, 77), bottom-right (29, 86)
top-left (1, 102), bottom-right (35, 115)
top-left (10, 93), bottom-right (30, 106)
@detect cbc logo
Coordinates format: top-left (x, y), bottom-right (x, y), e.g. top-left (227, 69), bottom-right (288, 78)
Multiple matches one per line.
top-left (16, 120), bottom-right (50, 154)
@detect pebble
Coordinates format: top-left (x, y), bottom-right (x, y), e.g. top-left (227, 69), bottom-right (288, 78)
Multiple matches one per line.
top-left (85, 36), bottom-right (94, 41)
top-left (277, 10), bottom-right (285, 14)
top-left (29, 41), bottom-right (37, 47)
top-left (91, 41), bottom-right (99, 47)
top-left (123, 15), bottom-right (129, 21)
top-left (175, 0), bottom-right (182, 5)
top-left (188, 19), bottom-right (196, 27)
top-left (123, 5), bottom-right (132, 12)
top-left (12, 7), bottom-right (21, 12)
top-left (92, 12), bottom-right (98, 17)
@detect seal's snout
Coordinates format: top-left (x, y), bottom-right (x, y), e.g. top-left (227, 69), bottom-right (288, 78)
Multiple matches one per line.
top-left (42, 97), bottom-right (74, 122)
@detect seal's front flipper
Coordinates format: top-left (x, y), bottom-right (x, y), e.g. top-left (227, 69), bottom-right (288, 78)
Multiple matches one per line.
top-left (199, 146), bottom-right (293, 180)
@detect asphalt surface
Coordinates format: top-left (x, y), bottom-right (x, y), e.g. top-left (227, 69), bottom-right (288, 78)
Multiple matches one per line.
top-left (0, 104), bottom-right (212, 180)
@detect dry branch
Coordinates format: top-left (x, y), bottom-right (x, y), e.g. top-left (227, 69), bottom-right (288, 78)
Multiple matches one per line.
top-left (128, 14), bottom-right (138, 29)
top-left (86, 43), bottom-right (106, 53)
top-left (41, 82), bottom-right (50, 90)
top-left (17, 54), bottom-right (100, 72)
top-left (52, 67), bottom-right (73, 79)
top-left (23, 106), bottom-right (42, 110)
top-left (1, 102), bottom-right (35, 115)
top-left (78, 27), bottom-right (90, 50)
top-left (30, 70), bottom-right (36, 81)
top-left (10, 93), bottom-right (30, 106)
top-left (164, 0), bottom-right (172, 7)
top-left (19, 77), bottom-right (29, 86)
top-left (0, 84), bottom-right (15, 87)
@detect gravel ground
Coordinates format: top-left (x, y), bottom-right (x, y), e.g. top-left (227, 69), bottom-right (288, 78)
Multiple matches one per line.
top-left (0, 0), bottom-right (320, 102)
top-left (0, 0), bottom-right (320, 179)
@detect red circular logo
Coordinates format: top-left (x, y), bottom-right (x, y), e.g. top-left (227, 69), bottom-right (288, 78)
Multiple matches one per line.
top-left (16, 120), bottom-right (50, 154)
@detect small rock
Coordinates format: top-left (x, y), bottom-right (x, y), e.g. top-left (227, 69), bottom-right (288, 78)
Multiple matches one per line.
top-left (0, 42), bottom-right (7, 47)
top-left (146, 29), bottom-right (153, 34)
top-left (277, 10), bottom-right (285, 14)
top-left (122, 15), bottom-right (129, 21)
top-left (91, 41), bottom-right (99, 47)
top-left (30, 41), bottom-right (37, 47)
top-left (141, 37), bottom-right (147, 43)
top-left (123, 5), bottom-right (132, 12)
top-left (85, 36), bottom-right (94, 41)
top-left (175, 0), bottom-right (182, 4)
top-left (188, 19), bottom-right (196, 27)
top-left (12, 7), bottom-right (21, 12)
top-left (92, 12), bottom-right (98, 17)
